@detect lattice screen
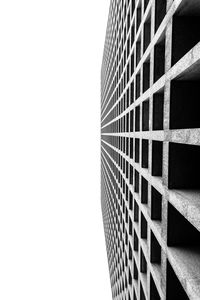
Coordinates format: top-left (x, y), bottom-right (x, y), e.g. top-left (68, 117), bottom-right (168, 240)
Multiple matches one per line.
top-left (101, 0), bottom-right (200, 299)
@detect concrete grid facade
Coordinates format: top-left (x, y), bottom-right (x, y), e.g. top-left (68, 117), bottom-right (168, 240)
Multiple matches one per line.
top-left (101, 0), bottom-right (200, 299)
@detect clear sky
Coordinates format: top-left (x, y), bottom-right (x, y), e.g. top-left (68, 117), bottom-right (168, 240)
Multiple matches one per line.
top-left (0, 0), bottom-right (111, 299)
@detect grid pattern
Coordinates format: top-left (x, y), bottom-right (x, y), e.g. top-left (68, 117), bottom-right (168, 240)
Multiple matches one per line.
top-left (101, 0), bottom-right (200, 299)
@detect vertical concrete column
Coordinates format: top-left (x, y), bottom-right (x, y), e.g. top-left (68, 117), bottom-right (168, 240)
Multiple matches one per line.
top-left (161, 13), bottom-right (173, 299)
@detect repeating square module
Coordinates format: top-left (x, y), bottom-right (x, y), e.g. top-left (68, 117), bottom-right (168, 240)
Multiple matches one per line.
top-left (101, 0), bottom-right (200, 299)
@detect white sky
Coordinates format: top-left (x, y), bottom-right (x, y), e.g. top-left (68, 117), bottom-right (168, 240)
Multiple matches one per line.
top-left (0, 1), bottom-right (111, 299)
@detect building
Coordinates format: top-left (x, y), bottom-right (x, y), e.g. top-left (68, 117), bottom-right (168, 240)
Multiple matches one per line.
top-left (101, 0), bottom-right (200, 299)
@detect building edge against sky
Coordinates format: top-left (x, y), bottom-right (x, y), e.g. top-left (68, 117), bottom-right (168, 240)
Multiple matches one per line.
top-left (101, 0), bottom-right (200, 299)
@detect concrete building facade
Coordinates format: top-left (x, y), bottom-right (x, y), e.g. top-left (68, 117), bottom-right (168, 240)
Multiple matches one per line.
top-left (101, 0), bottom-right (200, 299)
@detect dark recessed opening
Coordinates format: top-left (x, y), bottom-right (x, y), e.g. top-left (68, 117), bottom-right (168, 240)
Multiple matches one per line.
top-left (143, 62), bottom-right (150, 92)
top-left (141, 212), bottom-right (147, 239)
top-left (126, 137), bottom-right (129, 156)
top-left (130, 109), bottom-right (134, 132)
top-left (134, 170), bottom-right (139, 192)
top-left (126, 160), bottom-right (129, 179)
top-left (168, 202), bottom-right (200, 246)
top-left (124, 24), bottom-right (127, 47)
top-left (137, 6), bottom-right (142, 31)
top-left (125, 274), bottom-right (128, 289)
top-left (135, 105), bottom-right (140, 131)
top-left (123, 137), bottom-right (126, 154)
top-left (136, 41), bottom-right (141, 66)
top-left (166, 261), bottom-right (189, 300)
top-left (142, 139), bottom-right (149, 169)
top-left (127, 9), bottom-right (131, 30)
top-left (134, 259), bottom-right (138, 279)
top-left (127, 87), bottom-right (130, 111)
top-left (131, 23), bottom-right (135, 46)
top-left (170, 80), bottom-right (200, 129)
top-left (152, 141), bottom-right (163, 176)
top-left (122, 199), bottom-right (125, 215)
top-left (136, 73), bottom-right (141, 100)
top-left (142, 100), bottom-right (149, 131)
top-left (127, 53), bottom-right (130, 81)
top-left (172, 16), bottom-right (200, 65)
top-left (155, 0), bottom-right (166, 32)
top-left (130, 137), bottom-right (133, 159)
top-left (144, 18), bottom-right (151, 53)
top-left (169, 142), bottom-right (200, 189)
top-left (122, 158), bottom-right (126, 174)
top-left (122, 115), bottom-right (125, 133)
top-left (150, 275), bottom-right (161, 300)
top-left (153, 92), bottom-right (164, 130)
top-left (126, 208), bottom-right (128, 223)
top-left (131, 52), bottom-right (135, 76)
top-left (120, 136), bottom-right (123, 152)
top-left (128, 268), bottom-right (132, 286)
top-left (130, 165), bottom-right (133, 184)
top-left (154, 39), bottom-right (165, 82)
top-left (144, 0), bottom-right (150, 13)
top-left (150, 231), bottom-right (161, 264)
top-left (129, 191), bottom-right (133, 210)
top-left (125, 231), bottom-right (128, 246)
top-left (131, 80), bottom-right (134, 104)
top-left (134, 230), bottom-right (139, 251)
top-left (140, 248), bottom-right (147, 272)
top-left (151, 187), bottom-right (162, 221)
top-left (129, 217), bottom-right (133, 235)
top-left (135, 138), bottom-right (140, 163)
top-left (126, 185), bottom-right (129, 201)
top-left (129, 243), bottom-right (133, 260)
top-left (141, 177), bottom-right (148, 204)
top-left (131, 0), bottom-right (135, 17)
top-left (125, 274), bottom-right (128, 288)
top-left (134, 200), bottom-right (139, 222)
